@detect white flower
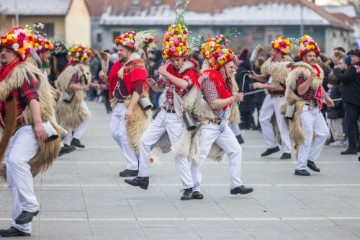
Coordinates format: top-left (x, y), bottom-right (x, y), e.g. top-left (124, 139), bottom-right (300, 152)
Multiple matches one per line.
top-left (76, 52), bottom-right (80, 57)
top-left (12, 43), bottom-right (19, 51)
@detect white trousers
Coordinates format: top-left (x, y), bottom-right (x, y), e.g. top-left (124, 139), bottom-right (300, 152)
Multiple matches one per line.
top-left (110, 103), bottom-right (139, 170)
top-left (191, 124), bottom-right (243, 192)
top-left (5, 126), bottom-right (40, 234)
top-left (63, 101), bottom-right (90, 145)
top-left (259, 95), bottom-right (292, 153)
top-left (138, 109), bottom-right (194, 189)
top-left (296, 105), bottom-right (329, 170)
top-left (229, 123), bottom-right (241, 136)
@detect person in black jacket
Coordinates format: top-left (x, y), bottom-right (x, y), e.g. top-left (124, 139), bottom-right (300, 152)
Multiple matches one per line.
top-left (327, 74), bottom-right (345, 147)
top-left (48, 40), bottom-right (68, 88)
top-left (334, 49), bottom-right (360, 155)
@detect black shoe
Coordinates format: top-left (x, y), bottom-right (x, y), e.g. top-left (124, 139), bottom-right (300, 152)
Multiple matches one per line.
top-left (124, 176), bottom-right (149, 190)
top-left (71, 138), bottom-right (85, 148)
top-left (307, 160), bottom-right (320, 172)
top-left (280, 153), bottom-right (291, 160)
top-left (181, 188), bottom-right (193, 200)
top-left (261, 147), bottom-right (280, 157)
top-left (294, 169), bottom-right (310, 176)
top-left (341, 149), bottom-right (357, 155)
top-left (230, 185), bottom-right (253, 195)
top-left (0, 227), bottom-right (31, 237)
top-left (58, 145), bottom-right (76, 157)
top-left (119, 169), bottom-right (139, 177)
top-left (15, 210), bottom-right (39, 224)
top-left (236, 134), bottom-right (245, 144)
top-left (191, 191), bottom-right (204, 200)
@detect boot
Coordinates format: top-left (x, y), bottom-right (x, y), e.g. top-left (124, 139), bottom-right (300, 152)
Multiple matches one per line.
top-left (71, 138), bottom-right (85, 148)
top-left (124, 177), bottom-right (149, 190)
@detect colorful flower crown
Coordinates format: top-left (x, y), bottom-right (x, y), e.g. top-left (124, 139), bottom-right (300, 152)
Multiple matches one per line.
top-left (33, 35), bottom-right (52, 53)
top-left (0, 26), bottom-right (34, 61)
top-left (162, 24), bottom-right (189, 59)
top-left (200, 38), bottom-right (235, 70)
top-left (115, 31), bottom-right (137, 50)
top-left (271, 36), bottom-right (293, 54)
top-left (69, 44), bottom-right (92, 62)
top-left (298, 34), bottom-right (320, 58)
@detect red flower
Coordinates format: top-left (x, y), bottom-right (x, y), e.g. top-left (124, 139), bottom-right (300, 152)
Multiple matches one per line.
top-left (148, 38), bottom-right (153, 43)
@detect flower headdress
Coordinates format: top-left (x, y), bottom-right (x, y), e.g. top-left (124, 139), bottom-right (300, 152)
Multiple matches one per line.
top-left (114, 30), bottom-right (156, 52)
top-left (0, 26), bottom-right (34, 61)
top-left (33, 34), bottom-right (52, 53)
top-left (200, 37), bottom-right (235, 70)
top-left (69, 44), bottom-right (92, 62)
top-left (271, 36), bottom-right (293, 54)
top-left (298, 34), bottom-right (320, 58)
top-left (162, 0), bottom-right (191, 59)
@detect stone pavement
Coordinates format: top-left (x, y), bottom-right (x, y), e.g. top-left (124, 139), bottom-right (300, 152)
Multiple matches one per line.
top-left (1, 101), bottom-right (360, 240)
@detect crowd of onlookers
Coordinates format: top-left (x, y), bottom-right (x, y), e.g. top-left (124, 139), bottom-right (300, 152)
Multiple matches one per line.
top-left (50, 43), bottom-right (360, 155)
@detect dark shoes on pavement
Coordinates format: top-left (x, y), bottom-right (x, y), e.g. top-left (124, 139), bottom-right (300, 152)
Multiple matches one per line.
top-left (119, 169), bottom-right (139, 177)
top-left (236, 134), bottom-right (245, 144)
top-left (0, 227), bottom-right (31, 237)
top-left (294, 169), bottom-right (310, 176)
top-left (124, 176), bottom-right (149, 190)
top-left (307, 160), bottom-right (320, 172)
top-left (71, 138), bottom-right (85, 148)
top-left (280, 153), bottom-right (291, 160)
top-left (15, 210), bottom-right (39, 225)
top-left (261, 147), bottom-right (280, 157)
top-left (230, 185), bottom-right (253, 195)
top-left (191, 191), bottom-right (204, 200)
top-left (181, 188), bottom-right (193, 200)
top-left (341, 149), bottom-right (357, 155)
top-left (58, 144), bottom-right (76, 157)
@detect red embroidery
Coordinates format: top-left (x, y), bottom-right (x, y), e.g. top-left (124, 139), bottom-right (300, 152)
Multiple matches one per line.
top-left (315, 84), bottom-right (323, 110)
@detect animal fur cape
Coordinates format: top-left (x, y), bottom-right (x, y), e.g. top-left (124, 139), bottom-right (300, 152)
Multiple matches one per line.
top-left (0, 61), bottom-right (61, 179)
top-left (55, 63), bottom-right (91, 130)
top-left (260, 56), bottom-right (292, 85)
top-left (111, 52), bottom-right (152, 154)
top-left (282, 62), bottom-right (324, 145)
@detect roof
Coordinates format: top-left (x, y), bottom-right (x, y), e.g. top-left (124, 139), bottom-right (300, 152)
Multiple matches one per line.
top-left (93, 0), bottom-right (352, 30)
top-left (0, 0), bottom-right (72, 16)
top-left (323, 5), bottom-right (357, 18)
top-left (331, 13), bottom-right (359, 26)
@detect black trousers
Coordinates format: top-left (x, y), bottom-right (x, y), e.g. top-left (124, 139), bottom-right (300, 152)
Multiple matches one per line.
top-left (345, 103), bottom-right (360, 150)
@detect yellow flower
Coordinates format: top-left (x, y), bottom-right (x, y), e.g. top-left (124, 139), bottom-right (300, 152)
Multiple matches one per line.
top-left (18, 48), bottom-right (25, 54)
top-left (274, 43), bottom-right (280, 49)
top-left (7, 34), bottom-right (12, 40)
top-left (177, 24), bottom-right (182, 29)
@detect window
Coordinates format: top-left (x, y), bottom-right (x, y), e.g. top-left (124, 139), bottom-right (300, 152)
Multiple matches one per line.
top-left (176, 0), bottom-right (183, 6)
top-left (35, 23), bottom-right (54, 38)
top-left (154, 0), bottom-right (162, 5)
top-left (112, 31), bottom-right (121, 41)
top-left (132, 0), bottom-right (140, 6)
top-left (96, 32), bottom-right (102, 43)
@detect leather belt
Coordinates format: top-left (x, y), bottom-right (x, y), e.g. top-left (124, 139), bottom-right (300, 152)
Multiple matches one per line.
top-left (165, 108), bottom-right (176, 113)
top-left (208, 118), bottom-right (221, 124)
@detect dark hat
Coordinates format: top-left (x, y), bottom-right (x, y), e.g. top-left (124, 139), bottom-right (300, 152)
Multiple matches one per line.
top-left (349, 49), bottom-right (360, 57)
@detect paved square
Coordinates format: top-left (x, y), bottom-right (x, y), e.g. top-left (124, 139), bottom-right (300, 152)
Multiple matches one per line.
top-left (1, 101), bottom-right (360, 240)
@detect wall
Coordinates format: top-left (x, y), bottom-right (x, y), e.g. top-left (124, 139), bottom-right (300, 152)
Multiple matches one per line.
top-left (65, 0), bottom-right (91, 46)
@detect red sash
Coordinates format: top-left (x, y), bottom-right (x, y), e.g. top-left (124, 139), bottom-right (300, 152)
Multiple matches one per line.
top-left (204, 69), bottom-right (233, 110)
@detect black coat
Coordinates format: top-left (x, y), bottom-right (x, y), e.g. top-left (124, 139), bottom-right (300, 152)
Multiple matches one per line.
top-left (327, 84), bottom-right (344, 119)
top-left (236, 61), bottom-right (253, 112)
top-left (334, 61), bottom-right (360, 106)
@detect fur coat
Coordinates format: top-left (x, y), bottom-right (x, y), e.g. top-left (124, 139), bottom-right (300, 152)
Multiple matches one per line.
top-left (112, 53), bottom-right (152, 154)
top-left (0, 62), bottom-right (61, 179)
top-left (55, 63), bottom-right (91, 130)
top-left (282, 62), bottom-right (324, 145)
